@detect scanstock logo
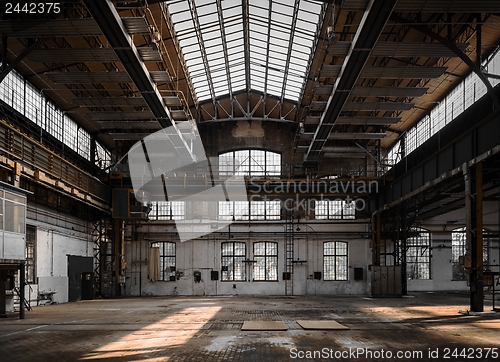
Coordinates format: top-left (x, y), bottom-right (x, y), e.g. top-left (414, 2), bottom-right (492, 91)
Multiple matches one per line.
top-left (127, 122), bottom-right (247, 242)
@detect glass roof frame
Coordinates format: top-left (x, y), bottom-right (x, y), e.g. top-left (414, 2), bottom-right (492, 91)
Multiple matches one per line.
top-left (166, 0), bottom-right (326, 106)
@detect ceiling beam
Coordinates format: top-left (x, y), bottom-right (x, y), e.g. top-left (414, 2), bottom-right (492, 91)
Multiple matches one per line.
top-left (82, 0), bottom-right (194, 159)
top-left (304, 0), bottom-right (398, 161)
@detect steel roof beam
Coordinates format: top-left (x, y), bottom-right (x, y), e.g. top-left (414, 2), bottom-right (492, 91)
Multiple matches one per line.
top-left (305, 0), bottom-right (398, 160)
top-left (82, 0), bottom-right (194, 159)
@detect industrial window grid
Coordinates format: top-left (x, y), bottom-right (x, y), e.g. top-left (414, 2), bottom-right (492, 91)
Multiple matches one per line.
top-left (0, 69), bottom-right (111, 168)
top-left (165, 0), bottom-right (325, 102)
top-left (24, 81), bottom-right (43, 126)
top-left (323, 241), bottom-right (348, 281)
top-left (218, 149), bottom-right (281, 177)
top-left (406, 228), bottom-right (431, 280)
top-left (149, 201), bottom-right (185, 220)
top-left (45, 101), bottom-right (63, 142)
top-left (221, 242), bottom-right (246, 281)
top-left (63, 115), bottom-right (78, 152)
top-left (218, 200), bottom-right (281, 220)
top-left (386, 47), bottom-right (500, 169)
top-left (253, 241), bottom-right (278, 281)
top-left (315, 200), bottom-right (355, 220)
top-left (451, 227), bottom-right (491, 281)
top-left (151, 242), bottom-right (176, 281)
top-left (26, 225), bottom-right (36, 284)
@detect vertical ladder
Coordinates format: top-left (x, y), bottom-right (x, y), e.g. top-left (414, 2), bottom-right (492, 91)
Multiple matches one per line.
top-left (285, 207), bottom-right (294, 295)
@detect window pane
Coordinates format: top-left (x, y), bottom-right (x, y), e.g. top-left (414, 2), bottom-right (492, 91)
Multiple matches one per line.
top-left (4, 200), bottom-right (26, 233)
top-left (323, 242), bottom-right (348, 281)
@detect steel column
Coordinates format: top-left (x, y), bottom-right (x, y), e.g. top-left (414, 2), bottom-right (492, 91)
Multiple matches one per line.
top-left (470, 162), bottom-right (484, 311)
top-left (19, 262), bottom-right (25, 319)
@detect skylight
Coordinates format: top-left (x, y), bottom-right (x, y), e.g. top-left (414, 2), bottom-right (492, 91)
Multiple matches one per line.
top-left (166, 0), bottom-right (324, 103)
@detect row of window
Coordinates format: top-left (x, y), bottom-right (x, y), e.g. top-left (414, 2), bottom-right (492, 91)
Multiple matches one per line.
top-left (404, 227), bottom-right (494, 281)
top-left (386, 47), bottom-right (500, 167)
top-left (148, 200), bottom-right (356, 220)
top-left (151, 241), bottom-right (348, 281)
top-left (0, 69), bottom-right (111, 169)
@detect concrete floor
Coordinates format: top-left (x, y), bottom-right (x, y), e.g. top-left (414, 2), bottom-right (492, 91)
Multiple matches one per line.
top-left (0, 293), bottom-right (499, 361)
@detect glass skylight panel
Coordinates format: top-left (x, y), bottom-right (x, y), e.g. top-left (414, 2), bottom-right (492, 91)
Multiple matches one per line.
top-left (166, 0), bottom-right (323, 102)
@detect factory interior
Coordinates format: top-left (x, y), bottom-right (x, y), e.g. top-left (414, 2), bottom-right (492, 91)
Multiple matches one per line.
top-left (0, 0), bottom-right (499, 360)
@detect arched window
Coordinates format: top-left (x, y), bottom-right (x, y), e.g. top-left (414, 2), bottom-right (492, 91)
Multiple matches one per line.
top-left (406, 228), bottom-right (430, 280)
top-left (219, 149), bottom-right (281, 177)
top-left (323, 241), bottom-right (348, 281)
top-left (218, 149), bottom-right (282, 220)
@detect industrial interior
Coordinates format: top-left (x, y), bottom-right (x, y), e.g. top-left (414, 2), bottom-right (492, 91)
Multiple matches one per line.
top-left (0, 0), bottom-right (500, 360)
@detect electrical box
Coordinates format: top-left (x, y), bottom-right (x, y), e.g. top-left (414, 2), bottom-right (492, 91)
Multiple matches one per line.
top-left (282, 272), bottom-right (291, 280)
top-left (211, 271), bottom-right (219, 280)
top-left (354, 268), bottom-right (364, 281)
top-left (313, 272), bottom-right (322, 280)
top-left (193, 270), bottom-right (202, 283)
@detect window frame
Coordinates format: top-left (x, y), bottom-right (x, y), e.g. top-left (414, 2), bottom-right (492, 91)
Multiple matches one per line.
top-left (323, 241), bottom-right (348, 281)
top-left (406, 228), bottom-right (431, 280)
top-left (253, 241), bottom-right (278, 281)
top-left (315, 200), bottom-right (355, 220)
top-left (151, 241), bottom-right (176, 281)
top-left (221, 241), bottom-right (247, 281)
top-left (149, 201), bottom-right (186, 220)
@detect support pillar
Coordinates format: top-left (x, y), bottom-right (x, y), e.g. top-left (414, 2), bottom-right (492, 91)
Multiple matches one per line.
top-left (465, 162), bottom-right (484, 312)
top-left (0, 270), bottom-right (7, 317)
top-left (113, 219), bottom-right (122, 297)
top-left (19, 262), bottom-right (25, 319)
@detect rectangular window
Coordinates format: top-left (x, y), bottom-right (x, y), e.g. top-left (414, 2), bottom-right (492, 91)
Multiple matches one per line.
top-left (3, 191), bottom-right (26, 234)
top-left (452, 230), bottom-right (466, 280)
top-left (406, 230), bottom-right (430, 280)
top-left (315, 200), bottom-right (355, 220)
top-left (149, 201), bottom-right (185, 220)
top-left (77, 128), bottom-right (91, 160)
top-left (25, 81), bottom-right (43, 127)
top-left (452, 228), bottom-right (491, 281)
top-left (26, 225), bottom-right (36, 284)
top-left (63, 115), bottom-right (78, 152)
top-left (218, 200), bottom-right (280, 220)
top-left (151, 242), bottom-right (176, 281)
top-left (221, 242), bottom-right (246, 281)
top-left (253, 241), bottom-right (278, 281)
top-left (323, 241), bottom-right (348, 281)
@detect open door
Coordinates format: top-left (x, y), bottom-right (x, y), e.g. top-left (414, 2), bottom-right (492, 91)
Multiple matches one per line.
top-left (68, 256), bottom-right (93, 302)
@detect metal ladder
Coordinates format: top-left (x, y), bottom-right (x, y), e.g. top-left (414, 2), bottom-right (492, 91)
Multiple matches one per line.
top-left (284, 207), bottom-right (294, 295)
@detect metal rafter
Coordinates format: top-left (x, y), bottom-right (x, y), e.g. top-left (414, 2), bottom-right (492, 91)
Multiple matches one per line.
top-left (216, 0), bottom-right (234, 105)
top-left (305, 0), bottom-right (399, 161)
top-left (82, 0), bottom-right (194, 159)
top-left (279, 0), bottom-right (300, 105)
top-left (187, 0), bottom-right (216, 104)
top-left (242, 0), bottom-right (251, 113)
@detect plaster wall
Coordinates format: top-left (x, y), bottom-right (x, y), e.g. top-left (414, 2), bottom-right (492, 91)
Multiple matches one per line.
top-left (27, 204), bottom-right (93, 304)
top-left (124, 221), bottom-right (372, 296)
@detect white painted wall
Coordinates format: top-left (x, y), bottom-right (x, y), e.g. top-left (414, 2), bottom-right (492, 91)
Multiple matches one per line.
top-left (1, 231), bottom-right (25, 260)
top-left (125, 220), bottom-right (372, 296)
top-left (27, 204), bottom-right (93, 304)
top-left (407, 233), bottom-right (468, 292)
